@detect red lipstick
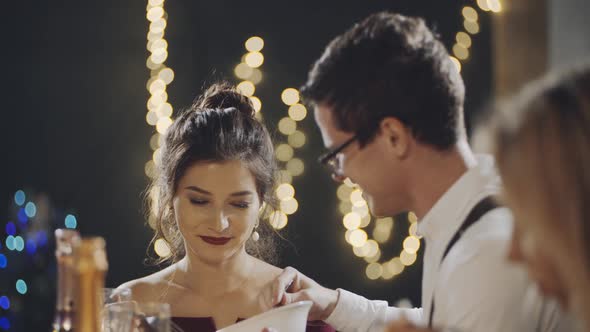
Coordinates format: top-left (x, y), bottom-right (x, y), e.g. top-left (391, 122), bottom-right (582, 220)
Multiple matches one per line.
top-left (199, 236), bottom-right (232, 245)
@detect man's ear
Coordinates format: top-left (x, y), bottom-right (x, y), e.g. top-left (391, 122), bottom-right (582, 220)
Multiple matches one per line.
top-left (379, 117), bottom-right (411, 158)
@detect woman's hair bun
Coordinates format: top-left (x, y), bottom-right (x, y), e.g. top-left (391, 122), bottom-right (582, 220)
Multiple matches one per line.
top-left (193, 82), bottom-right (255, 117)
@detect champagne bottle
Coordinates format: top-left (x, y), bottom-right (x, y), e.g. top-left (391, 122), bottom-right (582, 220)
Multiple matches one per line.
top-left (53, 229), bottom-right (80, 332)
top-left (73, 237), bottom-right (108, 332)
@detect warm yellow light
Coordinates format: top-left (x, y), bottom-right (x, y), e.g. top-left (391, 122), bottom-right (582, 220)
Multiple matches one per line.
top-left (145, 160), bottom-right (156, 178)
top-left (366, 263), bottom-right (383, 280)
top-left (384, 258), bottom-right (404, 276)
top-left (449, 56), bottom-right (462, 73)
top-left (149, 79), bottom-right (166, 95)
top-left (150, 39), bottom-right (168, 53)
top-left (462, 6), bottom-right (479, 22)
top-left (249, 68), bottom-right (263, 84)
top-left (456, 32), bottom-right (472, 48)
top-left (408, 212), bottom-right (418, 223)
top-left (400, 250), bottom-right (417, 266)
top-left (477, 0), bottom-right (491, 11)
top-left (359, 214), bottom-right (371, 228)
top-left (146, 57), bottom-right (160, 70)
top-left (365, 240), bottom-right (379, 258)
top-left (339, 201), bottom-right (352, 215)
top-left (281, 88), bottom-right (300, 106)
top-left (464, 20), bottom-right (480, 34)
top-left (349, 229), bottom-right (368, 247)
top-left (278, 117), bottom-right (297, 135)
top-left (288, 131), bottom-right (306, 148)
top-left (352, 204), bottom-right (369, 218)
top-left (148, 0), bottom-right (164, 6)
top-left (373, 219), bottom-right (394, 243)
top-left (158, 68), bottom-right (174, 84)
top-left (373, 226), bottom-right (391, 243)
top-left (274, 172), bottom-right (290, 186)
top-left (350, 189), bottom-right (363, 203)
top-left (245, 52), bottom-right (264, 68)
top-left (275, 144), bottom-right (294, 162)
top-left (234, 63), bottom-right (253, 80)
top-left (146, 111), bottom-right (159, 126)
top-left (280, 197), bottom-right (298, 215)
top-left (237, 81), bottom-right (256, 97)
top-left (403, 236), bottom-right (421, 254)
top-left (345, 229), bottom-right (354, 244)
top-left (269, 211), bottom-right (288, 229)
top-left (343, 178), bottom-right (357, 188)
top-left (353, 245), bottom-right (370, 257)
top-left (150, 133), bottom-right (161, 150)
top-left (343, 212), bottom-right (361, 230)
top-left (147, 7), bottom-right (164, 22)
top-left (249, 96), bottom-right (262, 112)
top-left (488, 0), bottom-right (502, 12)
top-left (276, 183), bottom-right (295, 201)
top-left (453, 44), bottom-right (469, 60)
top-left (157, 103), bottom-right (173, 118)
top-left (156, 117), bottom-right (173, 134)
top-left (148, 91), bottom-right (166, 106)
top-left (337, 184), bottom-right (353, 202)
top-left (151, 49), bottom-right (169, 64)
top-left (376, 217), bottom-right (394, 229)
top-left (286, 158), bottom-right (305, 176)
top-left (288, 104), bottom-right (307, 121)
top-left (154, 238), bottom-right (171, 257)
top-left (149, 19), bottom-right (167, 34)
top-left (245, 36), bottom-right (264, 52)
top-left (147, 30), bottom-right (164, 42)
top-left (364, 249), bottom-right (381, 263)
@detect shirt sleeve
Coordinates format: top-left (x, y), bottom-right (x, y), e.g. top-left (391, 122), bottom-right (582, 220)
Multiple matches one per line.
top-left (325, 288), bottom-right (423, 332)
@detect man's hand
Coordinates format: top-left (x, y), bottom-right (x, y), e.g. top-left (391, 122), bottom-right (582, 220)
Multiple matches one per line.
top-left (258, 266), bottom-right (339, 321)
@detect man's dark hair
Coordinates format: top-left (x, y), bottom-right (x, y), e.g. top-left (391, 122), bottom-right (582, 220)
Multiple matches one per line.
top-left (301, 12), bottom-right (465, 150)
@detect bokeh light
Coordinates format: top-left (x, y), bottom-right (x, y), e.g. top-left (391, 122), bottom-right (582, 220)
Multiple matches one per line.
top-left (281, 88), bottom-right (300, 106)
top-left (14, 191), bottom-right (25, 206)
top-left (15, 280), bottom-right (27, 295)
top-left (245, 36), bottom-right (264, 52)
top-left (24, 202), bottom-right (36, 218)
top-left (65, 214), bottom-right (77, 229)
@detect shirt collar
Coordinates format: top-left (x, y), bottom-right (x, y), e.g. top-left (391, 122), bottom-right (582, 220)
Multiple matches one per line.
top-left (416, 154), bottom-right (501, 241)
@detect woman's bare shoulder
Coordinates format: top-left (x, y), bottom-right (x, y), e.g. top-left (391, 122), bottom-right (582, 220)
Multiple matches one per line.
top-left (117, 265), bottom-right (177, 302)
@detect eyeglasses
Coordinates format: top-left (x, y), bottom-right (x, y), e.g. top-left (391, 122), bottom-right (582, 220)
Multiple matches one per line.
top-left (317, 135), bottom-right (358, 175)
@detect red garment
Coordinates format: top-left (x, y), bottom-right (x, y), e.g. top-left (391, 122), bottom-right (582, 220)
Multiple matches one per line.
top-left (171, 317), bottom-right (336, 332)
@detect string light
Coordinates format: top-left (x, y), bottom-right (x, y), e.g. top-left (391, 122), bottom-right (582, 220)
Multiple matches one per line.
top-left (145, 0), bottom-right (175, 258)
top-left (337, 177), bottom-right (422, 279)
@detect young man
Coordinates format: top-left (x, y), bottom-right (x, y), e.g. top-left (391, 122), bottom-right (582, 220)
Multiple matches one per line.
top-left (260, 12), bottom-right (568, 332)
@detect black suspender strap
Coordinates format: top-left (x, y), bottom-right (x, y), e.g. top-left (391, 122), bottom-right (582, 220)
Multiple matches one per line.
top-left (427, 196), bottom-right (500, 328)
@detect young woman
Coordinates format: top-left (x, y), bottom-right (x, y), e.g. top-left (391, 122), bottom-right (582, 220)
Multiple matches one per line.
top-left (120, 83), bottom-right (334, 331)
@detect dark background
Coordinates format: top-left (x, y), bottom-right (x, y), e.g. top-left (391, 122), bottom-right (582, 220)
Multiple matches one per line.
top-left (0, 1), bottom-right (492, 330)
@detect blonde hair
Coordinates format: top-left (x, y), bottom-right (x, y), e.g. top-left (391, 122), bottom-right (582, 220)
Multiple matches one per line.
top-left (477, 64), bottom-right (590, 264)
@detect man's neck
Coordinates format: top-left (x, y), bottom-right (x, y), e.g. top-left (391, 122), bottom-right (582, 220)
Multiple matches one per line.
top-left (410, 140), bottom-right (477, 219)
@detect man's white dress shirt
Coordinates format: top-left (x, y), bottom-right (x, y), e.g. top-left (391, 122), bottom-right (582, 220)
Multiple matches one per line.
top-left (325, 155), bottom-right (568, 332)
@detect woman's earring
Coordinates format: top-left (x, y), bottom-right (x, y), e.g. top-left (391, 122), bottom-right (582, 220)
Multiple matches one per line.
top-left (251, 224), bottom-right (260, 242)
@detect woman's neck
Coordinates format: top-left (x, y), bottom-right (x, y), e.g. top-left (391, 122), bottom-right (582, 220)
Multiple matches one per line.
top-left (173, 249), bottom-right (255, 298)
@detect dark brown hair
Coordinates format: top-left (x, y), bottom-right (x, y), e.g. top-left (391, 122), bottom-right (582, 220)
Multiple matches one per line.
top-left (301, 12), bottom-right (465, 149)
top-left (148, 82), bottom-right (279, 265)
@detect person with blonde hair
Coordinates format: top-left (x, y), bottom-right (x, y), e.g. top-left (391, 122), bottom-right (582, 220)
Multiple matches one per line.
top-left (478, 64), bottom-right (590, 331)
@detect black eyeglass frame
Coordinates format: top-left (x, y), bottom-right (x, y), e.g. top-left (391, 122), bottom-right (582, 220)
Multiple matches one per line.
top-left (317, 135), bottom-right (358, 172)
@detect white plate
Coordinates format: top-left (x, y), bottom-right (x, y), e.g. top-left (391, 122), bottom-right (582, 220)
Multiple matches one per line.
top-left (217, 301), bottom-right (313, 332)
